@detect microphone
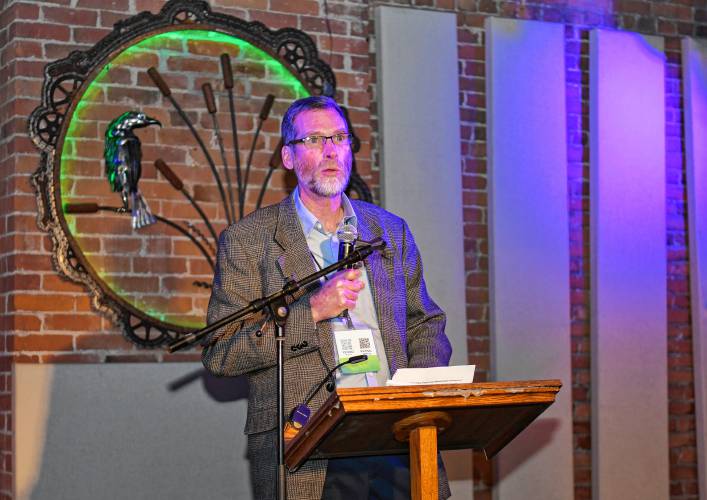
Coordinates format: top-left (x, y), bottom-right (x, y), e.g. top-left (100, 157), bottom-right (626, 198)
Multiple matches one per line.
top-left (284, 355), bottom-right (368, 441)
top-left (337, 223), bottom-right (358, 269)
top-left (336, 223), bottom-right (359, 327)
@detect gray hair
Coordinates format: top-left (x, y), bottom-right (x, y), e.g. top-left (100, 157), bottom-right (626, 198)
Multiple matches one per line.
top-left (281, 96), bottom-right (348, 145)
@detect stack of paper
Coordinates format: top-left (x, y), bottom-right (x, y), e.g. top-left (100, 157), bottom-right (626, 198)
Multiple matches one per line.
top-left (386, 365), bottom-right (475, 386)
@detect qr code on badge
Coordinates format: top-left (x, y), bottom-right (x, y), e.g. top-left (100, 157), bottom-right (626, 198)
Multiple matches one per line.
top-left (340, 338), bottom-right (354, 356)
top-left (358, 337), bottom-right (371, 351)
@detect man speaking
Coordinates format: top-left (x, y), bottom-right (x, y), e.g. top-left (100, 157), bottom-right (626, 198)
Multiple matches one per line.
top-left (202, 96), bottom-right (452, 499)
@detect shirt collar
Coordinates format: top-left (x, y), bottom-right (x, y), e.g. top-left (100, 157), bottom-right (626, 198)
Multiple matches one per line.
top-left (293, 186), bottom-right (357, 237)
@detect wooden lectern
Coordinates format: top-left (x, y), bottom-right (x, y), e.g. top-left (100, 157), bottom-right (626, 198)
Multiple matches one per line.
top-left (285, 379), bottom-right (561, 500)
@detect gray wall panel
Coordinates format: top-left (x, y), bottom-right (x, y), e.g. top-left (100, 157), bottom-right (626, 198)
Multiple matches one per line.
top-left (375, 6), bottom-right (470, 498)
top-left (486, 17), bottom-right (574, 500)
top-left (590, 29), bottom-right (668, 500)
top-left (16, 363), bottom-right (250, 500)
top-left (683, 36), bottom-right (707, 500)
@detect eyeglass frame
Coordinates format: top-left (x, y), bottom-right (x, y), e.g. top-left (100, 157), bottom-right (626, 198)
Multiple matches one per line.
top-left (287, 133), bottom-right (353, 148)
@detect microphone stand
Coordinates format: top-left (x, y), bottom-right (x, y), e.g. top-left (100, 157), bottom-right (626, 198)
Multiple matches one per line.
top-left (167, 238), bottom-right (386, 500)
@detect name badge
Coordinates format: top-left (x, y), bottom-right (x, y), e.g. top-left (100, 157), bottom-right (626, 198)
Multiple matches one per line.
top-left (333, 329), bottom-right (381, 374)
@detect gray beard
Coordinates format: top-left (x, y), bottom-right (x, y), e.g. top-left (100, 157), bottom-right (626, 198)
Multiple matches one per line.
top-left (308, 171), bottom-right (351, 197)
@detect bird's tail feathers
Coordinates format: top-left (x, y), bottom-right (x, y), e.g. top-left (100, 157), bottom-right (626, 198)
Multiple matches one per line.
top-left (131, 192), bottom-right (157, 230)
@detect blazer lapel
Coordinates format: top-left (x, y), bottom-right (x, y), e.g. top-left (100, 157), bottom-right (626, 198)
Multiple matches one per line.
top-left (273, 194), bottom-right (337, 370)
top-left (274, 194), bottom-right (315, 282)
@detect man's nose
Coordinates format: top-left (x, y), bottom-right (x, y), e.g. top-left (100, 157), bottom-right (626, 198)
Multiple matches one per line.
top-left (322, 138), bottom-right (337, 156)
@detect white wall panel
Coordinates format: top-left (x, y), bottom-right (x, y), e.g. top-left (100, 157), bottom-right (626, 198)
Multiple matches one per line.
top-left (683, 36), bottom-right (707, 500)
top-left (590, 29), bottom-right (668, 500)
top-left (16, 363), bottom-right (250, 500)
top-left (486, 17), bottom-right (574, 500)
top-left (375, 6), bottom-right (470, 498)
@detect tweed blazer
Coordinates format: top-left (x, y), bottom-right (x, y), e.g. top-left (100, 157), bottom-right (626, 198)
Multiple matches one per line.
top-left (202, 193), bottom-right (452, 499)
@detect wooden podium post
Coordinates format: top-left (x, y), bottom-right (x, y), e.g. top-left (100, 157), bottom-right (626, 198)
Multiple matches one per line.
top-left (392, 411), bottom-right (452, 499)
top-left (410, 425), bottom-right (437, 499)
top-left (285, 380), bottom-right (562, 499)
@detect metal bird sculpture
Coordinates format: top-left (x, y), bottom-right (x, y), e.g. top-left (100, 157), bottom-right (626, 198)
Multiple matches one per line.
top-left (104, 111), bottom-right (161, 229)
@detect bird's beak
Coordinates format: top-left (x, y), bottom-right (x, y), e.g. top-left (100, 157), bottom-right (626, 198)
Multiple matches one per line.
top-left (146, 117), bottom-right (162, 127)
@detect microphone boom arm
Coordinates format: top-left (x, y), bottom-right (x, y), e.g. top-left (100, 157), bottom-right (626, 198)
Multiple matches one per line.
top-left (167, 238), bottom-right (386, 352)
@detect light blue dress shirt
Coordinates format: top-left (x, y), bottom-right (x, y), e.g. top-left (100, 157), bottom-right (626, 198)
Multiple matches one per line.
top-left (293, 187), bottom-right (391, 387)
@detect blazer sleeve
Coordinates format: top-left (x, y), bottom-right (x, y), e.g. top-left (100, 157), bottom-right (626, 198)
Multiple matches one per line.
top-left (201, 225), bottom-right (319, 377)
top-left (400, 220), bottom-right (452, 368)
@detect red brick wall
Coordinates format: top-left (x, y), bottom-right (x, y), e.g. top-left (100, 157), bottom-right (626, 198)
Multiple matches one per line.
top-left (5, 0), bottom-right (374, 360)
top-left (2, 0), bottom-right (705, 499)
top-left (664, 35), bottom-right (699, 500)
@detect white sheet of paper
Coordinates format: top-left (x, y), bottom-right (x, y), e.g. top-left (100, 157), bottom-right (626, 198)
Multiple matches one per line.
top-left (386, 365), bottom-right (476, 386)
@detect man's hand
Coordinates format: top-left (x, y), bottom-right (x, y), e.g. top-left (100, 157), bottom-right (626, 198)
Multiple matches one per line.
top-left (310, 269), bottom-right (364, 323)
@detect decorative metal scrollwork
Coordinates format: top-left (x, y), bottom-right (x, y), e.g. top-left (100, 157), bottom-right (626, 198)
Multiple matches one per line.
top-left (29, 0), bottom-right (337, 151)
top-left (28, 0), bottom-right (372, 348)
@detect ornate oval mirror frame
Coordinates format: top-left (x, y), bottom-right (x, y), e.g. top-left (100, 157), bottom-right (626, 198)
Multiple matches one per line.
top-left (28, 0), bottom-right (372, 348)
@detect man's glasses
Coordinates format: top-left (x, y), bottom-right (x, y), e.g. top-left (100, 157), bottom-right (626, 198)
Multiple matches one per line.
top-left (288, 133), bottom-right (353, 149)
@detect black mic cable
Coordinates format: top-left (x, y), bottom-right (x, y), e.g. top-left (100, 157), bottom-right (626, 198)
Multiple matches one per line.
top-left (284, 354), bottom-right (368, 441)
top-left (304, 354), bottom-right (368, 407)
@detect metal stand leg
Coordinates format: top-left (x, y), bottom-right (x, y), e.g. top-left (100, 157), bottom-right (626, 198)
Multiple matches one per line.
top-left (272, 304), bottom-right (289, 500)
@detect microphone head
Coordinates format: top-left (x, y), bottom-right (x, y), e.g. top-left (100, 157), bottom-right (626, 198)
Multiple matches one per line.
top-left (336, 223), bottom-right (358, 244)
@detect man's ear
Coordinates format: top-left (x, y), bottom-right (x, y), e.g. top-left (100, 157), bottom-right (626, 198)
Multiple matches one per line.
top-left (281, 144), bottom-right (294, 171)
